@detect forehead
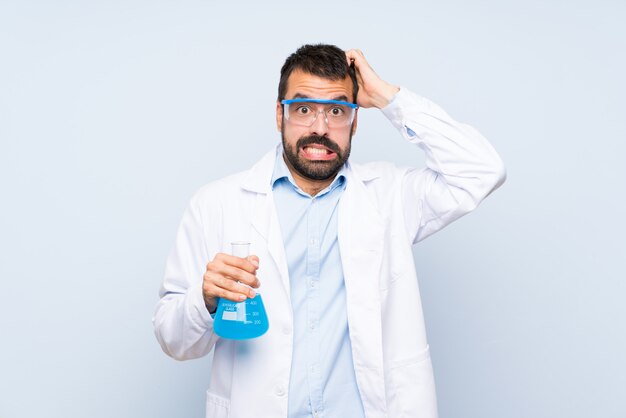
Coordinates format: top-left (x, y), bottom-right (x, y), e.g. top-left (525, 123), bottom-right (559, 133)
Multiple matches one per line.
top-left (285, 69), bottom-right (353, 100)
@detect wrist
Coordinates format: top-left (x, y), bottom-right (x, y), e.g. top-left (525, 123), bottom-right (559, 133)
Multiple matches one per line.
top-left (372, 83), bottom-right (400, 108)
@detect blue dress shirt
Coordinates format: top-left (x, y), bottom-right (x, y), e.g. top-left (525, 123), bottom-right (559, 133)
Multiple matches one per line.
top-left (271, 147), bottom-right (365, 418)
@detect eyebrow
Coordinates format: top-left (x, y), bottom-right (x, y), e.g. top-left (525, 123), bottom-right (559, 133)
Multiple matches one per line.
top-left (291, 93), bottom-right (350, 102)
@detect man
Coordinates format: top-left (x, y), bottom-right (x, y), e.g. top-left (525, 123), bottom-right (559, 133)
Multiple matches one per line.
top-left (154, 44), bottom-right (505, 418)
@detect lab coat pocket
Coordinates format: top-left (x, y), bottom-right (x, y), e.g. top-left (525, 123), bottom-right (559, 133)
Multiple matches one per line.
top-left (206, 390), bottom-right (230, 418)
top-left (387, 346), bottom-right (437, 417)
top-left (390, 345), bottom-right (430, 370)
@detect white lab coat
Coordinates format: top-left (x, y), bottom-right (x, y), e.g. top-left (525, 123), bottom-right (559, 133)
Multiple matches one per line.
top-left (153, 89), bottom-right (506, 418)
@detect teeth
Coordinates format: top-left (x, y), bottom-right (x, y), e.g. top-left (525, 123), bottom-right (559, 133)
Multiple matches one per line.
top-left (305, 147), bottom-right (328, 154)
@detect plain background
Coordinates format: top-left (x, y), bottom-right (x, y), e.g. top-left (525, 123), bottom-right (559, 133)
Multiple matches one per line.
top-left (1, 1), bottom-right (625, 417)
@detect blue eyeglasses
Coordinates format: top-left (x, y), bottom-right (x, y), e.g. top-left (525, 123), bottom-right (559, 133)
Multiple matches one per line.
top-left (281, 99), bottom-right (358, 128)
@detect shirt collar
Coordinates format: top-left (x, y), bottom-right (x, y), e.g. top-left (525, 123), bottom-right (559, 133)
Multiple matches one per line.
top-left (271, 144), bottom-right (347, 197)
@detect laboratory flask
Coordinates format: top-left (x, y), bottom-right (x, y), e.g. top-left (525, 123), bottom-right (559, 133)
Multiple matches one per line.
top-left (213, 242), bottom-right (269, 340)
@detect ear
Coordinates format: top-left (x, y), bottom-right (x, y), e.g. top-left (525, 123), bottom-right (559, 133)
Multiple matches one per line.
top-left (351, 108), bottom-right (359, 136)
top-left (276, 101), bottom-right (283, 132)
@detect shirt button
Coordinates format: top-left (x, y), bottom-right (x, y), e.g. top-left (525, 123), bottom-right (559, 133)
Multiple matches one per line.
top-left (309, 322), bottom-right (316, 330)
top-left (282, 326), bottom-right (291, 335)
top-left (275, 386), bottom-right (285, 396)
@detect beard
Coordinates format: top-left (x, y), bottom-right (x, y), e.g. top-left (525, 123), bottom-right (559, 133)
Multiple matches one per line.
top-left (281, 133), bottom-right (352, 181)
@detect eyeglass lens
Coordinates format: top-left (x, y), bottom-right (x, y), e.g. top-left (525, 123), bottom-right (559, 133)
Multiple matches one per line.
top-left (285, 103), bottom-right (354, 127)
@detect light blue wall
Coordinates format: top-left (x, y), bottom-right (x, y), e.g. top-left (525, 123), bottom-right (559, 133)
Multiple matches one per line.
top-left (1, 1), bottom-right (624, 417)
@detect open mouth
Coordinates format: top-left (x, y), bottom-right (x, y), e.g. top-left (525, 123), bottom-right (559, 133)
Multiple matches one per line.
top-left (300, 144), bottom-right (337, 161)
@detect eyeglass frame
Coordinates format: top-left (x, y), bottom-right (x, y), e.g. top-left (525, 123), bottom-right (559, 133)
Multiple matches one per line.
top-left (280, 98), bottom-right (359, 127)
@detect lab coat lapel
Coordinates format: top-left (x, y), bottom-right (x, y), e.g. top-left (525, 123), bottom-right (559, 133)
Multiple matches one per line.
top-left (339, 163), bottom-right (388, 416)
top-left (250, 192), bottom-right (291, 300)
top-left (243, 147), bottom-right (291, 301)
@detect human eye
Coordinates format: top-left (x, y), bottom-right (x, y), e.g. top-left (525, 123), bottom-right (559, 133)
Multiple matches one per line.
top-left (327, 106), bottom-right (346, 117)
top-left (294, 105), bottom-right (313, 116)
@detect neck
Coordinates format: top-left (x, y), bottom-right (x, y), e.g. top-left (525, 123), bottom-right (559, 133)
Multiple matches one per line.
top-left (282, 154), bottom-right (335, 197)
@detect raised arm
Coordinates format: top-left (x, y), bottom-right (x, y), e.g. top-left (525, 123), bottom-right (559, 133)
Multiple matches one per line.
top-left (347, 48), bottom-right (506, 243)
top-left (384, 90), bottom-right (506, 243)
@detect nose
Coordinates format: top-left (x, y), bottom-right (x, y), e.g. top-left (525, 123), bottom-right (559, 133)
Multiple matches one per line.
top-left (310, 109), bottom-right (330, 136)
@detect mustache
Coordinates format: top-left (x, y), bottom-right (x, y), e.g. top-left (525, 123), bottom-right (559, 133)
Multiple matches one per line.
top-left (296, 135), bottom-right (341, 155)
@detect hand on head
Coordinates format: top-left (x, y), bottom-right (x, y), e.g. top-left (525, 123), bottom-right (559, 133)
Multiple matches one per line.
top-left (345, 49), bottom-right (400, 109)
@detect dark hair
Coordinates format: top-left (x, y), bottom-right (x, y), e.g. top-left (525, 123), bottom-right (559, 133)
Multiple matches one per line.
top-left (278, 44), bottom-right (358, 102)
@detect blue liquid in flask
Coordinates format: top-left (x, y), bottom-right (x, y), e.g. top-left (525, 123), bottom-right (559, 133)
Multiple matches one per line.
top-left (213, 242), bottom-right (269, 340)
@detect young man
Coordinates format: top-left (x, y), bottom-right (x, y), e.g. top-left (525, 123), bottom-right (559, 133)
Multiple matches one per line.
top-left (154, 44), bottom-right (505, 418)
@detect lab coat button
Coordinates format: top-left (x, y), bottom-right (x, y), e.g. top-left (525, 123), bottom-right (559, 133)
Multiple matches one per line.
top-left (282, 326), bottom-right (291, 335)
top-left (275, 386), bottom-right (286, 396)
